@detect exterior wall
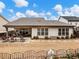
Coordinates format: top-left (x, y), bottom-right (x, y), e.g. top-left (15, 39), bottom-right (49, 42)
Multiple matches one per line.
top-left (68, 22), bottom-right (79, 27)
top-left (32, 28), bottom-right (48, 38)
top-left (31, 27), bottom-right (73, 39)
top-left (59, 17), bottom-right (68, 23)
top-left (32, 28), bottom-right (37, 38)
top-left (31, 28), bottom-right (58, 39)
top-left (59, 17), bottom-right (79, 27)
top-left (57, 27), bottom-right (73, 38)
top-left (48, 28), bottom-right (58, 38)
top-left (48, 27), bottom-right (73, 38)
top-left (0, 16), bottom-right (8, 32)
top-left (69, 28), bottom-right (73, 37)
top-left (38, 36), bottom-right (45, 38)
top-left (0, 17), bottom-right (8, 25)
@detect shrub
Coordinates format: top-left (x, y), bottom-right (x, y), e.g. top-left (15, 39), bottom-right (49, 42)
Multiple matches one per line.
top-left (45, 36), bottom-right (49, 39)
top-left (71, 34), bottom-right (76, 39)
top-left (57, 37), bottom-right (60, 39)
top-left (61, 37), bottom-right (64, 39)
top-left (53, 55), bottom-right (59, 59)
top-left (66, 54), bottom-right (74, 59)
top-left (33, 36), bottom-right (39, 39)
top-left (76, 53), bottom-right (79, 58)
top-left (65, 36), bottom-right (69, 39)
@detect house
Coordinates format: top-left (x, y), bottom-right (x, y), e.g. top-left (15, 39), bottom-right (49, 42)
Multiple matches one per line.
top-left (58, 16), bottom-right (79, 27)
top-left (3, 17), bottom-right (74, 39)
top-left (0, 15), bottom-right (14, 36)
top-left (58, 16), bottom-right (79, 37)
top-left (0, 15), bottom-right (9, 33)
top-left (0, 15), bottom-right (10, 37)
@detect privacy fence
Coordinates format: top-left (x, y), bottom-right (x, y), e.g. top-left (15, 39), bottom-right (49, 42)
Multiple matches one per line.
top-left (0, 49), bottom-right (79, 59)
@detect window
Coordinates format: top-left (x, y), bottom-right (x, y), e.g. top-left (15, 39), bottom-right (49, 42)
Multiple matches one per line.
top-left (58, 29), bottom-right (61, 36)
top-left (45, 28), bottom-right (48, 35)
top-left (37, 29), bottom-right (40, 35)
top-left (37, 28), bottom-right (48, 36)
top-left (66, 28), bottom-right (69, 36)
top-left (62, 28), bottom-right (65, 35)
top-left (16, 29), bottom-right (31, 37)
top-left (58, 28), bottom-right (69, 36)
top-left (41, 28), bottom-right (44, 35)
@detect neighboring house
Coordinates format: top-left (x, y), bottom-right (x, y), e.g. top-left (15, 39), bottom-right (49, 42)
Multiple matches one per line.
top-left (58, 16), bottom-right (79, 27)
top-left (0, 15), bottom-right (9, 34)
top-left (58, 16), bottom-right (79, 36)
top-left (3, 18), bottom-right (74, 39)
top-left (58, 16), bottom-right (79, 37)
top-left (0, 15), bottom-right (14, 36)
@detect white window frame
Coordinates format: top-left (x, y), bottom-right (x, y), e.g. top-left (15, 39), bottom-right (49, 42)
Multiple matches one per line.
top-left (58, 28), bottom-right (69, 36)
top-left (37, 28), bottom-right (48, 36)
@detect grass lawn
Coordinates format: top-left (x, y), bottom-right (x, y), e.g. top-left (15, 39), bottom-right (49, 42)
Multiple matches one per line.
top-left (0, 39), bottom-right (79, 53)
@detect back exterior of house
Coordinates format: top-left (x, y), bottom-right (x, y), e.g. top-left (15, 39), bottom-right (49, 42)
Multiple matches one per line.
top-left (3, 17), bottom-right (74, 39)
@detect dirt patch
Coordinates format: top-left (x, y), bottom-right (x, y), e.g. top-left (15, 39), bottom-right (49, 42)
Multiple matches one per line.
top-left (0, 40), bottom-right (79, 53)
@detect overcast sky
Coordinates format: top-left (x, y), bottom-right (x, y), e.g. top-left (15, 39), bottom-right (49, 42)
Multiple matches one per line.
top-left (0, 0), bottom-right (79, 21)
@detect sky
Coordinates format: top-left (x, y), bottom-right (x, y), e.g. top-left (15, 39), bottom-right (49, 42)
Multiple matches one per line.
top-left (0, 0), bottom-right (79, 21)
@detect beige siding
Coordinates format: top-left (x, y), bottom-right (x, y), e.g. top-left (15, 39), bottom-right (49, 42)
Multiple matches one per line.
top-left (31, 27), bottom-right (73, 39)
top-left (59, 17), bottom-right (68, 23)
top-left (59, 17), bottom-right (79, 27)
top-left (69, 28), bottom-right (73, 37)
top-left (0, 17), bottom-right (8, 25)
top-left (0, 16), bottom-right (8, 32)
top-left (32, 28), bottom-right (37, 38)
top-left (69, 22), bottom-right (79, 27)
top-left (48, 28), bottom-right (58, 37)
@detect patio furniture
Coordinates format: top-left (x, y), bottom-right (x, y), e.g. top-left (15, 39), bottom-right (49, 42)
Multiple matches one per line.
top-left (2, 36), bottom-right (9, 42)
top-left (20, 35), bottom-right (25, 42)
top-left (9, 36), bottom-right (15, 42)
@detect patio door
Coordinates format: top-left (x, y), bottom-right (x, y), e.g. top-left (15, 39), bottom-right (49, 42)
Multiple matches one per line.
top-left (16, 28), bottom-right (31, 37)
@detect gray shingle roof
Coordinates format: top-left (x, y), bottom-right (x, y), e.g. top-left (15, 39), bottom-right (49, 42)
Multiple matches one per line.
top-left (4, 17), bottom-right (74, 27)
top-left (61, 16), bottom-right (79, 21)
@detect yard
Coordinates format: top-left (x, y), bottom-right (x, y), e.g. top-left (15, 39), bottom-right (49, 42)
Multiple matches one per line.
top-left (0, 39), bottom-right (79, 53)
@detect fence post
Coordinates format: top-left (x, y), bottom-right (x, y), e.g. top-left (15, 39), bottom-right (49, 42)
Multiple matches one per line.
top-left (47, 49), bottom-right (55, 59)
top-left (10, 54), bottom-right (11, 59)
top-left (22, 53), bottom-right (24, 59)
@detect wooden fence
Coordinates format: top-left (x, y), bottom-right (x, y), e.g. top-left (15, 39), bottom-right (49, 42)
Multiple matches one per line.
top-left (0, 49), bottom-right (79, 59)
top-left (0, 50), bottom-right (48, 59)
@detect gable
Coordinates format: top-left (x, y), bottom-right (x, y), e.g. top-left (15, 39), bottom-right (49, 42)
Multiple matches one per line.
top-left (0, 16), bottom-right (8, 25)
top-left (58, 17), bottom-right (68, 23)
top-left (60, 16), bottom-right (79, 22)
top-left (0, 16), bottom-right (9, 32)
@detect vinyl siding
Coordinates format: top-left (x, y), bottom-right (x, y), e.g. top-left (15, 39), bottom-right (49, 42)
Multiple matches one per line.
top-left (59, 17), bottom-right (68, 23)
top-left (31, 27), bottom-right (73, 39)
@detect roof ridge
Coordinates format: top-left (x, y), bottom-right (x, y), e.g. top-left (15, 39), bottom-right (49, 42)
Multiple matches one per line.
top-left (59, 16), bottom-right (79, 21)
